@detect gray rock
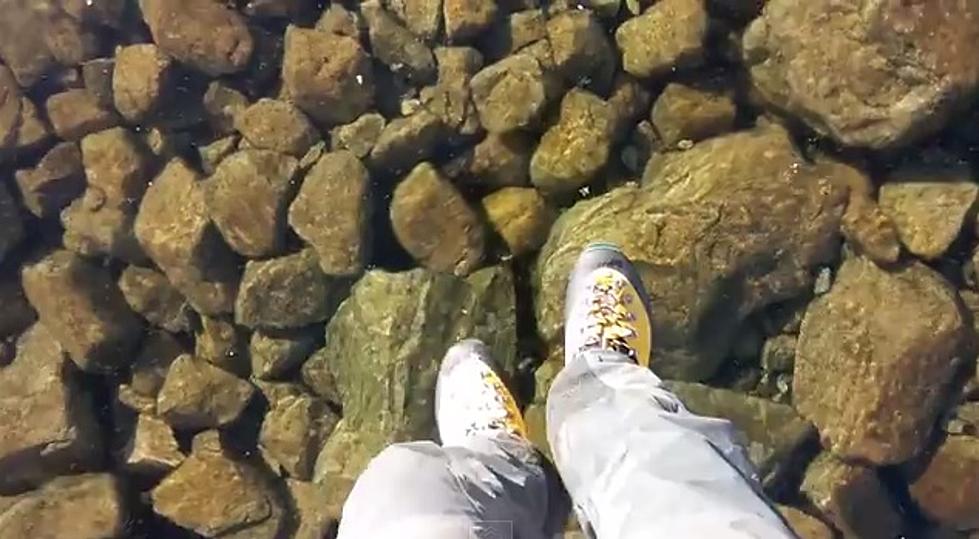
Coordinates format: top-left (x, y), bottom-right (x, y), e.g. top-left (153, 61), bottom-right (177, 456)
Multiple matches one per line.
top-left (195, 316), bottom-right (248, 375)
top-left (908, 436), bottom-right (979, 531)
top-left (203, 81), bottom-right (250, 136)
top-left (305, 266), bottom-right (516, 497)
top-left (142, 0), bottom-right (253, 76)
top-left (391, 162), bottom-right (486, 275)
top-left (112, 44), bottom-right (174, 123)
top-left (801, 453), bottom-right (903, 539)
top-left (82, 58), bottom-right (115, 109)
top-left (129, 330), bottom-right (185, 399)
top-left (470, 52), bottom-right (552, 133)
top-left (288, 151), bottom-right (372, 276)
top-left (330, 113), bottom-right (386, 158)
top-left (122, 414), bottom-right (185, 478)
top-left (535, 126), bottom-right (848, 380)
top-left (206, 149), bottom-right (299, 258)
top-left (795, 257), bottom-right (968, 465)
top-left (0, 325), bottom-right (101, 494)
top-left (666, 382), bottom-right (817, 494)
top-left (282, 26), bottom-right (374, 126)
top-left (14, 142), bottom-right (85, 219)
top-left (21, 250), bottom-right (142, 373)
top-left (259, 390), bottom-right (338, 480)
top-left (250, 328), bottom-right (319, 380)
top-left (546, 10), bottom-right (615, 92)
top-left (444, 0), bottom-right (498, 43)
top-left (369, 109), bottom-right (446, 173)
top-left (235, 249), bottom-right (349, 329)
top-left (0, 183), bottom-right (23, 265)
top-left (878, 164), bottom-right (978, 260)
top-left (743, 0), bottom-right (979, 149)
top-left (286, 480), bottom-right (338, 539)
top-left (615, 0), bottom-right (708, 78)
top-left (235, 98), bottom-right (321, 157)
top-left (45, 89), bottom-right (119, 141)
top-left (651, 82), bottom-right (737, 147)
top-left (364, 1), bottom-right (437, 84)
top-left (119, 265), bottom-right (192, 333)
top-left (151, 432), bottom-right (285, 538)
top-left (482, 187), bottom-right (556, 256)
top-left (0, 474), bottom-right (125, 539)
top-left (530, 89), bottom-right (614, 196)
top-left (157, 354), bottom-right (255, 431)
top-left (136, 158), bottom-right (239, 316)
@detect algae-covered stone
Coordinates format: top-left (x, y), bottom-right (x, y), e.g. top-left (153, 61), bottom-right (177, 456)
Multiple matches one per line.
top-left (651, 82), bottom-right (737, 147)
top-left (483, 187), bottom-right (556, 256)
top-left (236, 249), bottom-right (349, 329)
top-left (203, 81), bottom-right (249, 136)
top-left (908, 435), bottom-right (979, 531)
top-left (388, 0), bottom-right (443, 42)
top-left (130, 331), bottom-right (185, 399)
top-left (535, 126), bottom-right (848, 380)
top-left (22, 250), bottom-right (142, 373)
top-left (464, 132), bottom-right (532, 188)
top-left (795, 257), bottom-right (967, 465)
top-left (136, 158), bottom-right (239, 316)
top-left (45, 89), bottom-right (119, 141)
top-left (79, 127), bottom-right (150, 209)
top-left (259, 390), bottom-right (338, 480)
top-left (800, 453), bottom-right (903, 539)
top-left (113, 44), bottom-right (174, 123)
top-left (151, 432), bottom-right (284, 537)
top-left (195, 316), bottom-right (248, 374)
top-left (481, 9), bottom-right (546, 60)
top-left (61, 195), bottom-right (148, 264)
top-left (0, 474), bottom-right (125, 539)
top-left (444, 0), bottom-right (498, 44)
top-left (282, 26), bottom-right (375, 126)
top-left (471, 53), bottom-right (551, 133)
top-left (369, 109), bottom-right (445, 173)
top-left (615, 0), bottom-right (708, 78)
top-left (0, 325), bottom-right (101, 493)
top-left (304, 266), bottom-right (516, 496)
top-left (364, 1), bottom-right (437, 84)
top-left (235, 98), bottom-right (321, 157)
top-left (14, 142), bottom-right (85, 219)
top-left (545, 9), bottom-right (615, 92)
top-left (142, 0), bottom-right (253, 76)
top-left (119, 265), bottom-right (192, 333)
top-left (157, 355), bottom-right (255, 431)
top-left (530, 89), bottom-right (614, 196)
top-left (288, 151), bottom-right (372, 276)
top-left (207, 149), bottom-right (299, 258)
top-left (250, 328), bottom-right (319, 380)
top-left (777, 505), bottom-right (835, 539)
top-left (286, 480), bottom-right (338, 539)
top-left (122, 414), bottom-right (185, 477)
top-left (331, 113), bottom-right (386, 159)
top-left (391, 162), bottom-right (485, 275)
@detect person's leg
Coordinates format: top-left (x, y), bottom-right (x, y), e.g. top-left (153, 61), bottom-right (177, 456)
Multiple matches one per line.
top-left (547, 243), bottom-right (796, 538)
top-left (337, 340), bottom-right (558, 539)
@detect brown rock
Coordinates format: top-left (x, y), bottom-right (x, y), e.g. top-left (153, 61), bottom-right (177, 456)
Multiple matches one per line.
top-left (316, 3), bottom-right (363, 38)
top-left (202, 81), bottom-right (250, 136)
top-left (388, 0), bottom-right (443, 42)
top-left (206, 149), bottom-right (299, 258)
top-left (142, 0), bottom-right (254, 76)
top-left (391, 162), bottom-right (486, 275)
top-left (615, 0), bottom-right (708, 78)
top-left (776, 505), bottom-right (835, 539)
top-left (282, 25), bottom-right (374, 126)
top-left (61, 193), bottom-right (148, 264)
top-left (0, 183), bottom-right (23, 265)
top-left (530, 89), bottom-right (615, 196)
top-left (112, 43), bottom-right (174, 123)
top-left (330, 113), bottom-right (386, 159)
top-left (286, 480), bottom-right (338, 539)
top-left (743, 0), bottom-right (979, 149)
top-left (22, 250), bottom-right (142, 373)
top-left (801, 453), bottom-right (903, 539)
top-left (842, 195), bottom-right (902, 265)
top-left (795, 257), bottom-right (967, 464)
top-left (369, 109), bottom-right (446, 173)
top-left (879, 167), bottom-right (978, 260)
top-left (470, 52), bottom-right (552, 133)
top-left (363, 1), bottom-right (437, 84)
top-left (259, 390), bottom-right (338, 480)
top-left (198, 135), bottom-right (239, 176)
top-left (0, 325), bottom-right (101, 493)
top-left (0, 0), bottom-right (57, 87)
top-left (546, 9), bottom-right (615, 92)
top-left (444, 0), bottom-right (498, 43)
top-left (0, 278), bottom-right (35, 339)
top-left (122, 414), bottom-right (185, 477)
top-left (135, 158), bottom-right (239, 316)
top-left (14, 142), bottom-right (86, 218)
top-left (45, 89), bottom-right (119, 141)
top-left (760, 334), bottom-right (796, 373)
top-left (236, 249), bottom-right (349, 329)
top-left (82, 58), bottom-right (115, 108)
top-left (79, 127), bottom-right (150, 209)
top-left (129, 330), bottom-right (185, 399)
top-left (250, 328), bottom-right (318, 381)
top-left (289, 151), bottom-right (372, 276)
top-left (119, 265), bottom-right (192, 333)
top-left (607, 74), bottom-right (653, 143)
top-left (0, 66), bottom-right (51, 156)
top-left (909, 436), bottom-right (979, 530)
top-left (480, 9), bottom-right (546, 61)
top-left (482, 187), bottom-right (556, 256)
top-left (151, 432), bottom-right (284, 537)
top-left (43, 11), bottom-right (99, 67)
top-left (195, 316), bottom-right (248, 374)
top-left (650, 82), bottom-right (737, 147)
top-left (235, 98), bottom-right (320, 157)
top-left (0, 474), bottom-right (124, 539)
top-left (157, 354), bottom-right (255, 430)
top-left (464, 132), bottom-right (532, 188)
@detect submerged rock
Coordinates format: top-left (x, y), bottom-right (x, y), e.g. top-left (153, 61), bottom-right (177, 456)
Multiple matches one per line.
top-left (545, 9), bottom-right (615, 92)
top-left (259, 390), bottom-right (338, 480)
top-left (363, 1), bottom-right (437, 84)
top-left (369, 109), bottom-right (445, 173)
top-left (390, 162), bottom-right (485, 276)
top-left (650, 82), bottom-right (737, 148)
top-left (908, 436), bottom-right (979, 531)
top-left (122, 414), bottom-right (185, 478)
top-left (157, 355), bottom-right (255, 431)
top-left (535, 126), bottom-right (847, 380)
top-left (776, 505), bottom-right (835, 539)
top-left (118, 266), bottom-right (192, 334)
top-left (743, 0), bottom-right (979, 149)
top-left (250, 328), bottom-right (319, 381)
top-left (443, 0), bottom-right (497, 44)
top-left (14, 142), bottom-right (86, 219)
top-left (112, 44), bottom-right (174, 123)
top-left (286, 480), bottom-right (338, 539)
top-left (615, 0), bottom-right (708, 78)
top-left (470, 53), bottom-right (552, 133)
top-left (331, 113), bottom-right (386, 159)
top-left (45, 89), bottom-right (119, 141)
top-left (142, 0), bottom-right (254, 76)
top-left (0, 474), bottom-right (125, 539)
top-left (235, 98), bottom-right (321, 157)
top-left (482, 187), bottom-right (556, 256)
top-left (0, 184), bottom-right (23, 265)
top-left (195, 316), bottom-right (248, 374)
top-left (795, 257), bottom-right (967, 465)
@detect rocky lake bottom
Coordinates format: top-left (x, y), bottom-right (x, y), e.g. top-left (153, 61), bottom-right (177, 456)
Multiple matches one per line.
top-left (1, 0), bottom-right (978, 537)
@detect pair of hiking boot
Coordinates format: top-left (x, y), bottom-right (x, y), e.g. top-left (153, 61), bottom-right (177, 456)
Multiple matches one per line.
top-left (435, 243), bottom-right (653, 447)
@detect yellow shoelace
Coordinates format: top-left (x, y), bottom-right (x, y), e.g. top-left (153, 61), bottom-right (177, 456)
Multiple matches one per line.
top-left (583, 273), bottom-right (639, 362)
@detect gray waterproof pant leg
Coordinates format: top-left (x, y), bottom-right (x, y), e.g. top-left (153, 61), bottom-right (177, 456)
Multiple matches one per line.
top-left (336, 434), bottom-right (557, 538)
top-left (547, 349), bottom-right (797, 538)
